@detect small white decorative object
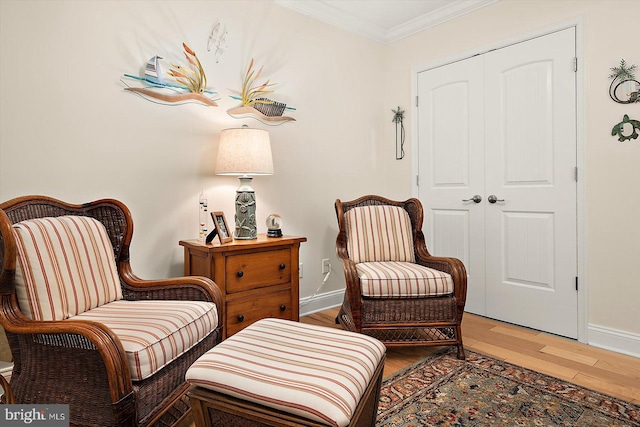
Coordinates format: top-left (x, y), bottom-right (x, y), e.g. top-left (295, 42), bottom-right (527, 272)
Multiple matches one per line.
top-left (266, 214), bottom-right (283, 238)
top-left (207, 21), bottom-right (228, 63)
top-left (199, 190), bottom-right (208, 241)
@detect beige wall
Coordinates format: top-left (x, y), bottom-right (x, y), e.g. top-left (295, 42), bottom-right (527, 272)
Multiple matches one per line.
top-left (1, 0), bottom-right (639, 356)
top-left (383, 0), bottom-right (640, 351)
top-left (0, 0), bottom-right (387, 314)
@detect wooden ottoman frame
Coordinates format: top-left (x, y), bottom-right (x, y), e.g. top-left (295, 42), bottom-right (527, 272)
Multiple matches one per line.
top-left (188, 353), bottom-right (385, 427)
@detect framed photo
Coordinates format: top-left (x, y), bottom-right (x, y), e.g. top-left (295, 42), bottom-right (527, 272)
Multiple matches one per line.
top-left (211, 211), bottom-right (232, 243)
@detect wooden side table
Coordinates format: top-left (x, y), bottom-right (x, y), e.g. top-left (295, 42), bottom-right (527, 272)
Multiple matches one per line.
top-left (179, 234), bottom-right (306, 339)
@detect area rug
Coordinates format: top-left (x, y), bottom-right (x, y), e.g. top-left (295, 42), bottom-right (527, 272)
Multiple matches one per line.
top-left (377, 349), bottom-right (640, 427)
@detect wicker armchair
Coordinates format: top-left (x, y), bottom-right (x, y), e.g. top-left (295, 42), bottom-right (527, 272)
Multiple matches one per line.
top-left (335, 195), bottom-right (467, 359)
top-left (0, 195), bottom-right (223, 427)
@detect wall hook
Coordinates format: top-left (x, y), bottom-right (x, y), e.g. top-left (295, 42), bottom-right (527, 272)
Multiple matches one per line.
top-left (392, 106), bottom-right (405, 160)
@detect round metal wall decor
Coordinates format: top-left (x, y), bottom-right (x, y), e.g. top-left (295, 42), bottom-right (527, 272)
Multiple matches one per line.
top-left (611, 114), bottom-right (640, 142)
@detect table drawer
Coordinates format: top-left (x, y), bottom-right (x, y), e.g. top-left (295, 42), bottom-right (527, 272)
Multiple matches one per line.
top-left (225, 248), bottom-right (291, 293)
top-left (225, 288), bottom-right (292, 337)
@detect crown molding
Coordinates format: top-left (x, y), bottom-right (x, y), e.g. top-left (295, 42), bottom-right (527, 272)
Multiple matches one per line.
top-left (386, 0), bottom-right (498, 43)
top-left (275, 0), bottom-right (387, 43)
top-left (275, 0), bottom-right (498, 44)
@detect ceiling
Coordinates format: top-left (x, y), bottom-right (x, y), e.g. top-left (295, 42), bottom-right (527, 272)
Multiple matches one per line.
top-left (275, 0), bottom-right (497, 44)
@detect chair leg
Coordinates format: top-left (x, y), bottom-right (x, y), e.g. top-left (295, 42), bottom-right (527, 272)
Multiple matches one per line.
top-left (455, 324), bottom-right (465, 360)
top-left (456, 343), bottom-right (466, 360)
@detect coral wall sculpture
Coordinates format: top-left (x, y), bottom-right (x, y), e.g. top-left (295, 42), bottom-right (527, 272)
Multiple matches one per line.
top-left (228, 59), bottom-right (296, 125)
top-left (123, 43), bottom-right (218, 107)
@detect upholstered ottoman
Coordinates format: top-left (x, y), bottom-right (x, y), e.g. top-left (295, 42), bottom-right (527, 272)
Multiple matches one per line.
top-left (186, 318), bottom-right (386, 427)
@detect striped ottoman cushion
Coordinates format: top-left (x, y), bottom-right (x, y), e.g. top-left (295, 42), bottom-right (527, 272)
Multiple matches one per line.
top-left (73, 300), bottom-right (218, 380)
top-left (357, 261), bottom-right (453, 298)
top-left (186, 318), bottom-right (386, 427)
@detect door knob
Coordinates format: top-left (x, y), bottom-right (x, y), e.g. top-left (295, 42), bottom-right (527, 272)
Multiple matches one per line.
top-left (462, 195), bottom-right (482, 203)
top-left (488, 195), bottom-right (505, 204)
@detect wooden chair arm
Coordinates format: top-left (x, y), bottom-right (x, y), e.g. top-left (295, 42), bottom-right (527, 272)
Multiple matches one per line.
top-left (341, 259), bottom-right (362, 298)
top-left (335, 232), bottom-right (349, 261)
top-left (0, 372), bottom-right (14, 404)
top-left (121, 274), bottom-right (222, 304)
top-left (338, 258), bottom-right (363, 328)
top-left (2, 317), bottom-right (133, 404)
top-left (415, 253), bottom-right (468, 318)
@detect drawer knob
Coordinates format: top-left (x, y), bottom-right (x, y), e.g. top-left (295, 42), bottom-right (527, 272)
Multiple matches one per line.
top-left (237, 271), bottom-right (244, 278)
top-left (237, 314), bottom-right (245, 322)
top-left (279, 263), bottom-right (286, 270)
top-left (280, 304), bottom-right (286, 312)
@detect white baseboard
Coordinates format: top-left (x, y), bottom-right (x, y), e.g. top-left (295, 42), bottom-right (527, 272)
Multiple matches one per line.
top-left (0, 361), bottom-right (12, 383)
top-left (299, 289), bottom-right (344, 317)
top-left (588, 324), bottom-right (640, 358)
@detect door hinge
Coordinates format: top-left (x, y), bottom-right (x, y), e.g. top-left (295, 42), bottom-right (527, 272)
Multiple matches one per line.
top-left (573, 57), bottom-right (578, 72)
top-left (416, 96), bottom-right (419, 107)
top-left (574, 166), bottom-right (578, 182)
top-left (575, 276), bottom-right (578, 291)
top-left (416, 175), bottom-right (420, 186)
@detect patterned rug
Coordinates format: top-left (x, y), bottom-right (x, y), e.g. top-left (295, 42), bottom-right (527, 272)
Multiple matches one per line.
top-left (377, 349), bottom-right (640, 427)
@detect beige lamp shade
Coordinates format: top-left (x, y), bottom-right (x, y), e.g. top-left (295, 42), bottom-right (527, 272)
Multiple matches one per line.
top-left (215, 127), bottom-right (274, 176)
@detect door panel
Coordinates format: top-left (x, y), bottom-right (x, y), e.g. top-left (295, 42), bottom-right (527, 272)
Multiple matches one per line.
top-left (484, 28), bottom-right (577, 338)
top-left (432, 82), bottom-right (470, 186)
top-left (417, 56), bottom-right (486, 315)
top-left (417, 28), bottom-right (577, 338)
top-left (502, 61), bottom-right (555, 185)
top-left (432, 210), bottom-right (470, 265)
top-left (504, 211), bottom-right (554, 289)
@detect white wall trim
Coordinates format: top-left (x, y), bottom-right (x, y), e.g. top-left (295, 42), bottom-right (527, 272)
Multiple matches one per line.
top-left (574, 18), bottom-right (588, 344)
top-left (275, 0), bottom-right (497, 44)
top-left (588, 324), bottom-right (640, 358)
top-left (299, 288), bottom-right (344, 317)
top-left (385, 0), bottom-right (498, 44)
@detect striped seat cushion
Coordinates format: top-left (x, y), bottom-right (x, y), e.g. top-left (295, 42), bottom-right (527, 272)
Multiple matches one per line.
top-left (345, 205), bottom-right (415, 263)
top-left (357, 261), bottom-right (453, 298)
top-left (72, 300), bottom-right (218, 380)
top-left (13, 216), bottom-right (122, 320)
top-left (186, 318), bottom-right (386, 427)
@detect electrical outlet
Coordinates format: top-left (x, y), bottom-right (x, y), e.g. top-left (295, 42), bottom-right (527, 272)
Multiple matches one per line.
top-left (322, 258), bottom-right (330, 274)
top-left (299, 263), bottom-right (303, 278)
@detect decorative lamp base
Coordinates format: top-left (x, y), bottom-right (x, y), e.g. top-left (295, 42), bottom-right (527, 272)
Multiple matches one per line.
top-left (234, 176), bottom-right (258, 239)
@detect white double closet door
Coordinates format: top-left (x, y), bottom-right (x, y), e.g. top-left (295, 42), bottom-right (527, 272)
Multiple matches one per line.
top-left (417, 28), bottom-right (578, 338)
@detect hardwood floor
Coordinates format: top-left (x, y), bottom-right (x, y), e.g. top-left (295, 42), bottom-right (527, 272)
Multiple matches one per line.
top-left (300, 307), bottom-right (640, 404)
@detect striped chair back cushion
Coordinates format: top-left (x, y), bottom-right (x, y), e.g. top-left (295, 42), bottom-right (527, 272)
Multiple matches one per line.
top-left (13, 216), bottom-right (122, 321)
top-left (345, 205), bottom-right (415, 263)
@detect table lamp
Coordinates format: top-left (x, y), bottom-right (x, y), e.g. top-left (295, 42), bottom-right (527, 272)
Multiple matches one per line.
top-left (215, 126), bottom-right (274, 239)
